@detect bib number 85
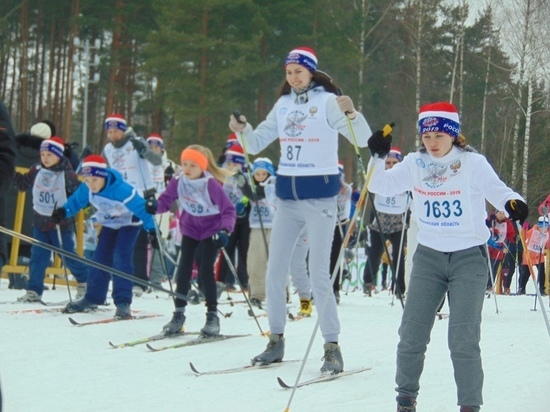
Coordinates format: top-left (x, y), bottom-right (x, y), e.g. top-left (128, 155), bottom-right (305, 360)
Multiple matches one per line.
top-left (424, 199), bottom-right (462, 218)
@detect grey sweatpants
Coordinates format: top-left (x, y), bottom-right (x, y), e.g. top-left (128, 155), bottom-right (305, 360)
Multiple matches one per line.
top-left (395, 243), bottom-right (488, 407)
top-left (266, 197), bottom-right (340, 342)
top-left (288, 227), bottom-right (312, 300)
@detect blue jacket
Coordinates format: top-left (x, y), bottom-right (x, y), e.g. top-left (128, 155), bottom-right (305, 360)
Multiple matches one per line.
top-left (63, 168), bottom-right (155, 232)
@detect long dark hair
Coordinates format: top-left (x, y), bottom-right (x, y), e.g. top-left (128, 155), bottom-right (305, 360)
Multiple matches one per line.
top-left (278, 69), bottom-right (339, 97)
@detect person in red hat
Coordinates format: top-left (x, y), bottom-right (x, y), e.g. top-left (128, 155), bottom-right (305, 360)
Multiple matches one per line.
top-left (362, 145), bottom-right (410, 298)
top-left (51, 155), bottom-right (157, 319)
top-left (146, 132), bottom-right (176, 194)
top-left (14, 137), bottom-right (89, 302)
top-left (102, 114), bottom-right (163, 297)
top-left (229, 46), bottom-right (373, 374)
top-left (220, 142), bottom-right (251, 291)
top-left (367, 102), bottom-right (528, 412)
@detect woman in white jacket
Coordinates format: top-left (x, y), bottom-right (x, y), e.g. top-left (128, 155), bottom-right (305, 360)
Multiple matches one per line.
top-left (367, 102), bottom-right (528, 412)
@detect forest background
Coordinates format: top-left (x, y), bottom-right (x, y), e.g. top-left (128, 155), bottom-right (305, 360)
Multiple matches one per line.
top-left (1, 0), bottom-right (549, 220)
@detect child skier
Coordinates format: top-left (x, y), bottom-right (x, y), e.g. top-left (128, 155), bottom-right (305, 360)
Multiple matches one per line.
top-left (241, 157), bottom-right (277, 308)
top-left (51, 155), bottom-right (157, 319)
top-left (367, 102), bottom-right (528, 412)
top-left (220, 143), bottom-right (250, 291)
top-left (147, 145), bottom-right (236, 337)
top-left (102, 114), bottom-right (162, 297)
top-left (15, 136), bottom-right (88, 302)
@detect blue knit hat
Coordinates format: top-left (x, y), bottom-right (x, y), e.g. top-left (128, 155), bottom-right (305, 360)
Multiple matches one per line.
top-left (252, 157), bottom-right (275, 177)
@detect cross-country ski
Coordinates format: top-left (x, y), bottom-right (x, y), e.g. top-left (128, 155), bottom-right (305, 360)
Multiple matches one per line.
top-left (68, 314), bottom-right (162, 327)
top-left (108, 331), bottom-right (201, 348)
top-left (276, 367), bottom-right (372, 389)
top-left (189, 359), bottom-right (301, 376)
top-left (146, 334), bottom-right (250, 352)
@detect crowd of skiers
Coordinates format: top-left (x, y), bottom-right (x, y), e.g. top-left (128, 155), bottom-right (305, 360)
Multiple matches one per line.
top-left (0, 45), bottom-right (548, 412)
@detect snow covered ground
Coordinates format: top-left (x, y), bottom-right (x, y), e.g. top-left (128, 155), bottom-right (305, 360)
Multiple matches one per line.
top-left (0, 278), bottom-right (548, 412)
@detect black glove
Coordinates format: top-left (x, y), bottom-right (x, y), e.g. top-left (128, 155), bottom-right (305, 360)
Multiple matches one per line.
top-left (51, 207), bottom-right (67, 224)
top-left (147, 231), bottom-right (160, 250)
top-left (130, 138), bottom-right (147, 156)
top-left (367, 130), bottom-right (392, 157)
top-left (13, 172), bottom-right (24, 189)
top-left (79, 145), bottom-right (93, 160)
top-left (505, 199), bottom-right (529, 223)
top-left (164, 165), bottom-right (175, 185)
top-left (145, 195), bottom-right (158, 214)
top-left (212, 230), bottom-right (229, 249)
top-left (235, 172), bottom-right (247, 188)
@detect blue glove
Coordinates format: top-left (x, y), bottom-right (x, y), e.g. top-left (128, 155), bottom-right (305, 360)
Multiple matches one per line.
top-left (487, 238), bottom-right (503, 250)
top-left (212, 230), bottom-right (229, 248)
top-left (235, 197), bottom-right (249, 218)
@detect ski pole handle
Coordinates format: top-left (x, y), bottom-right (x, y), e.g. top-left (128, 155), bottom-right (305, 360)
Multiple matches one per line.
top-left (383, 122), bottom-right (395, 137)
top-left (336, 89), bottom-right (353, 116)
top-left (233, 111), bottom-right (246, 124)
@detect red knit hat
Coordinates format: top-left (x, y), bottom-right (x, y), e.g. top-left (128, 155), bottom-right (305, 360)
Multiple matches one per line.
top-left (104, 113), bottom-right (127, 131)
top-left (40, 136), bottom-right (65, 159)
top-left (418, 102), bottom-right (460, 138)
top-left (81, 155), bottom-right (109, 178)
top-left (388, 146), bottom-right (403, 161)
top-left (225, 143), bottom-right (245, 166)
top-left (285, 47), bottom-right (318, 72)
top-left (147, 133), bottom-right (163, 148)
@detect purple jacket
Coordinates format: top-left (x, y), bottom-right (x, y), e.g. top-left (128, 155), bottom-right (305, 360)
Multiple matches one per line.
top-left (157, 175), bottom-right (236, 240)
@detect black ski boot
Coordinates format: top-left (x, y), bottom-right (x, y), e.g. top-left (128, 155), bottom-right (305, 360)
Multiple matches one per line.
top-left (163, 311), bottom-right (186, 335)
top-left (63, 297), bottom-right (98, 313)
top-left (200, 311), bottom-right (220, 337)
top-left (320, 342), bottom-right (344, 374)
top-left (114, 303), bottom-right (132, 320)
top-left (396, 396), bottom-right (417, 412)
top-left (251, 334), bottom-right (285, 365)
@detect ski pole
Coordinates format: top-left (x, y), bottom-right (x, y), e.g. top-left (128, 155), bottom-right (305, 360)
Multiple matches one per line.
top-left (0, 225), bottom-right (194, 303)
top-left (485, 244), bottom-right (500, 314)
top-left (232, 111), bottom-right (270, 257)
top-left (188, 281), bottom-right (233, 319)
top-left (216, 234), bottom-right (267, 336)
top-left (390, 193), bottom-right (412, 307)
top-left (55, 224), bottom-right (73, 303)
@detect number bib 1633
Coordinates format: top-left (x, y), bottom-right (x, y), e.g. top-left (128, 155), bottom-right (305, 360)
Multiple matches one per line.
top-left (412, 157), bottom-right (472, 237)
